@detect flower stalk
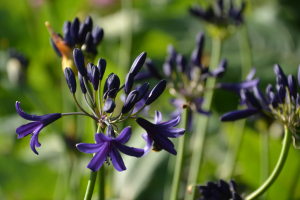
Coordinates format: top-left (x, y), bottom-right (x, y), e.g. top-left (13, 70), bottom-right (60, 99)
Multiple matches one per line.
top-left (84, 171), bottom-right (98, 200)
top-left (245, 126), bottom-right (292, 200)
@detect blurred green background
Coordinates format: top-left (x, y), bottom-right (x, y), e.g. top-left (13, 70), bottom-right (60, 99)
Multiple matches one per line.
top-left (1, 0), bottom-right (300, 199)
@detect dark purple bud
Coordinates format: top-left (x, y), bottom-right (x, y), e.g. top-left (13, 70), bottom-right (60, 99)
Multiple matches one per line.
top-left (218, 179), bottom-right (231, 199)
top-left (220, 108), bottom-right (260, 121)
top-left (276, 75), bottom-right (286, 89)
top-left (242, 90), bottom-right (262, 109)
top-left (122, 90), bottom-right (139, 114)
top-left (196, 31), bottom-right (204, 47)
top-left (266, 84), bottom-right (274, 101)
top-left (108, 88), bottom-right (118, 99)
top-left (106, 125), bottom-right (116, 138)
top-left (87, 63), bottom-right (99, 90)
top-left (269, 91), bottom-right (279, 108)
top-left (70, 17), bottom-right (80, 45)
top-left (63, 28), bottom-right (72, 46)
top-left (64, 67), bottom-right (76, 94)
top-left (125, 73), bottom-right (134, 94)
top-left (176, 54), bottom-right (187, 73)
top-left (145, 80), bottom-right (167, 105)
top-left (137, 82), bottom-right (149, 102)
top-left (84, 32), bottom-right (94, 52)
top-left (97, 58), bottom-right (106, 80)
top-left (129, 52), bottom-right (147, 77)
top-left (49, 38), bottom-right (62, 57)
top-left (209, 58), bottom-right (227, 77)
top-left (191, 47), bottom-right (202, 67)
top-left (103, 90), bottom-right (109, 100)
top-left (106, 73), bottom-right (120, 91)
top-left (103, 98), bottom-right (116, 113)
top-left (167, 44), bottom-right (177, 60)
top-left (274, 64), bottom-right (287, 85)
top-left (278, 85), bottom-right (286, 104)
top-left (78, 23), bottom-right (88, 44)
top-left (253, 86), bottom-right (268, 107)
top-left (145, 59), bottom-right (163, 80)
top-left (78, 72), bottom-right (87, 94)
top-left (103, 73), bottom-right (113, 94)
top-left (73, 48), bottom-right (87, 77)
top-left (92, 26), bottom-right (104, 46)
top-left (63, 21), bottom-right (71, 34)
top-left (84, 15), bottom-right (93, 33)
top-left (288, 74), bottom-right (297, 98)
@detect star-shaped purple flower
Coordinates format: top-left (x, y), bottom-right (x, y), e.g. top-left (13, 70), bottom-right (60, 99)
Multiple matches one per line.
top-left (136, 111), bottom-right (185, 156)
top-left (15, 101), bottom-right (62, 155)
top-left (76, 125), bottom-right (144, 172)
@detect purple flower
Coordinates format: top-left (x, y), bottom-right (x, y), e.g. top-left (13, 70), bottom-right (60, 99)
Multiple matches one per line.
top-left (76, 125), bottom-right (144, 172)
top-left (15, 101), bottom-right (62, 155)
top-left (136, 111), bottom-right (185, 156)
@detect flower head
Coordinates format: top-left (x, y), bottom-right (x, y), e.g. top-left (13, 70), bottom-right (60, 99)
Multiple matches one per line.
top-left (15, 101), bottom-right (61, 155)
top-left (76, 125), bottom-right (144, 171)
top-left (136, 111), bottom-right (185, 156)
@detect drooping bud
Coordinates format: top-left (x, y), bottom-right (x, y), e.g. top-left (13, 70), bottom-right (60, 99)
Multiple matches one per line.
top-left (129, 52), bottom-right (147, 77)
top-left (92, 26), bottom-right (104, 46)
top-left (87, 63), bottom-right (99, 90)
top-left (176, 54), bottom-right (187, 73)
top-left (73, 48), bottom-right (87, 76)
top-left (145, 80), bottom-right (167, 105)
top-left (103, 98), bottom-right (116, 113)
top-left (78, 72), bottom-right (87, 94)
top-left (106, 125), bottom-right (116, 138)
top-left (145, 59), bottom-right (163, 80)
top-left (49, 38), bottom-right (62, 57)
top-left (84, 32), bottom-right (94, 52)
top-left (64, 67), bottom-right (76, 94)
top-left (137, 83), bottom-right (149, 101)
top-left (288, 74), bottom-right (297, 99)
top-left (70, 17), bottom-right (80, 45)
top-left (122, 90), bottom-right (139, 114)
top-left (97, 58), bottom-right (106, 80)
top-left (125, 73), bottom-right (134, 94)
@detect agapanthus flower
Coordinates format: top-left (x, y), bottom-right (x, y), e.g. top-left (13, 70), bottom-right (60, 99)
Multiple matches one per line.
top-left (15, 101), bottom-right (61, 155)
top-left (136, 111), bottom-right (185, 155)
top-left (221, 64), bottom-right (300, 148)
top-left (76, 125), bottom-right (144, 171)
top-left (135, 31), bottom-right (257, 130)
top-left (194, 179), bottom-right (243, 200)
top-left (46, 15), bottom-right (104, 73)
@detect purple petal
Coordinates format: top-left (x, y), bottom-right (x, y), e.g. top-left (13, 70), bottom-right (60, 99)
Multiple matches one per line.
top-left (159, 128), bottom-right (185, 138)
top-left (151, 134), bottom-right (177, 155)
top-left (115, 127), bottom-right (131, 144)
top-left (30, 134), bottom-right (41, 155)
top-left (110, 146), bottom-right (126, 171)
top-left (220, 108), bottom-right (260, 121)
top-left (159, 115), bottom-right (181, 127)
top-left (154, 111), bottom-right (162, 124)
top-left (16, 122), bottom-right (42, 138)
top-left (142, 133), bottom-right (153, 157)
top-left (76, 143), bottom-right (105, 154)
top-left (87, 143), bottom-right (109, 172)
top-left (170, 98), bottom-right (185, 108)
top-left (115, 143), bottom-right (144, 157)
top-left (95, 133), bottom-right (111, 144)
top-left (218, 78), bottom-right (260, 93)
top-left (245, 68), bottom-right (256, 81)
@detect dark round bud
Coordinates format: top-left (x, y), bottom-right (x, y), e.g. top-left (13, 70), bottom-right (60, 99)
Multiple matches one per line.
top-left (70, 17), bottom-right (80, 45)
top-left (125, 73), bottom-right (134, 94)
top-left (145, 80), bottom-right (167, 105)
top-left (85, 32), bottom-right (94, 52)
top-left (92, 26), bottom-right (104, 46)
top-left (63, 28), bottom-right (72, 47)
top-left (73, 48), bottom-right (87, 76)
top-left (137, 82), bottom-right (149, 102)
top-left (108, 88), bottom-right (118, 98)
top-left (107, 73), bottom-right (120, 91)
top-left (64, 67), bottom-right (76, 94)
top-left (129, 52), bottom-right (147, 77)
top-left (63, 21), bottom-right (71, 34)
top-left (278, 85), bottom-right (286, 104)
top-left (84, 15), bottom-right (93, 33)
top-left (122, 90), bottom-right (139, 114)
top-left (104, 98), bottom-right (116, 113)
top-left (106, 125), bottom-right (116, 138)
top-left (78, 72), bottom-right (87, 94)
top-left (97, 58), bottom-right (106, 80)
top-left (87, 63), bottom-right (99, 90)
top-left (78, 23), bottom-right (88, 44)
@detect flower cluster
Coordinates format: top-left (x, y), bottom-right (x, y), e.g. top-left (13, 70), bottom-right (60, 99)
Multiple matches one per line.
top-left (15, 48), bottom-right (185, 172)
top-left (135, 31), bottom-right (257, 130)
top-left (46, 15), bottom-right (104, 73)
top-left (196, 179), bottom-right (243, 200)
top-left (221, 64), bottom-right (300, 148)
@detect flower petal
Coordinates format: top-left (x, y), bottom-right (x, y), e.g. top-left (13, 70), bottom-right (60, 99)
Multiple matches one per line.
top-left (115, 143), bottom-right (144, 157)
top-left (30, 133), bottom-right (41, 155)
top-left (16, 122), bottom-right (42, 139)
top-left (110, 146), bottom-right (126, 171)
top-left (245, 67), bottom-right (256, 81)
top-left (151, 134), bottom-right (177, 155)
top-left (220, 108), bottom-right (260, 122)
top-left (76, 143), bottom-right (105, 154)
top-left (95, 133), bottom-right (111, 144)
top-left (87, 143), bottom-right (109, 172)
top-left (115, 127), bottom-right (131, 144)
top-left (159, 115), bottom-right (181, 128)
top-left (154, 111), bottom-right (162, 124)
top-left (142, 133), bottom-right (153, 157)
top-left (160, 128), bottom-right (186, 138)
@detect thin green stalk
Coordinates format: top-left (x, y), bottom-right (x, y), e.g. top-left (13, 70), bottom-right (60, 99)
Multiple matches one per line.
top-left (260, 130), bottom-right (269, 199)
top-left (184, 38), bottom-right (222, 200)
top-left (170, 108), bottom-right (189, 200)
top-left (98, 165), bottom-right (105, 200)
top-left (286, 157), bottom-right (300, 200)
top-left (245, 126), bottom-right (292, 200)
top-left (84, 171), bottom-right (98, 200)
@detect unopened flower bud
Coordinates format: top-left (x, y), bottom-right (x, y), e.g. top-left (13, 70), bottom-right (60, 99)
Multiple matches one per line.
top-left (145, 80), bottom-right (167, 105)
top-left (129, 52), bottom-right (147, 77)
top-left (97, 58), bottom-right (106, 80)
top-left (125, 73), bottom-right (134, 94)
top-left (64, 67), bottom-right (76, 94)
top-left (104, 98), bottom-right (116, 113)
top-left (137, 83), bottom-right (149, 102)
top-left (73, 48), bottom-right (87, 76)
top-left (122, 90), bottom-right (139, 114)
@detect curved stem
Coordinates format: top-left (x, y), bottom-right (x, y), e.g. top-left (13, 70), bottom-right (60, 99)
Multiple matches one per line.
top-left (184, 37), bottom-right (222, 200)
top-left (245, 126), bottom-right (292, 200)
top-left (170, 108), bottom-right (189, 200)
top-left (84, 171), bottom-right (98, 200)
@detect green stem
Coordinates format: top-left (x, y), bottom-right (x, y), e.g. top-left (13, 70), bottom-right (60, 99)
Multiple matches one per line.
top-left (260, 129), bottom-right (269, 199)
top-left (84, 171), bottom-right (98, 200)
top-left (184, 37), bottom-right (222, 200)
top-left (245, 126), bottom-right (292, 200)
top-left (98, 165), bottom-right (105, 200)
top-left (170, 108), bottom-right (189, 200)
